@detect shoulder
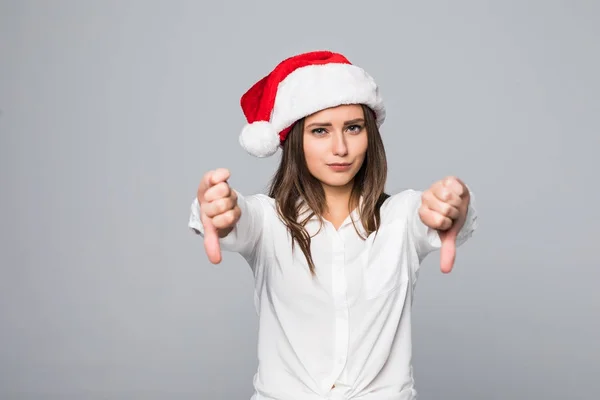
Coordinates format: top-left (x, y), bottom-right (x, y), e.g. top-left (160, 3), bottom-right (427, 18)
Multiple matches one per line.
top-left (379, 189), bottom-right (423, 220)
top-left (237, 192), bottom-right (276, 214)
top-left (240, 192), bottom-right (273, 203)
top-left (251, 193), bottom-right (275, 208)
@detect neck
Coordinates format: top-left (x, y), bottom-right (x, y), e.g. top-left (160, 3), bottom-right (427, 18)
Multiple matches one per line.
top-left (322, 181), bottom-right (353, 216)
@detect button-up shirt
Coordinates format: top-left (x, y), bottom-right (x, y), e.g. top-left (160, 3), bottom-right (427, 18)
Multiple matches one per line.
top-left (188, 189), bottom-right (478, 400)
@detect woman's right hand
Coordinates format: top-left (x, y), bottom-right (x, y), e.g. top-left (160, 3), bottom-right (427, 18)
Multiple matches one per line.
top-left (196, 168), bottom-right (241, 264)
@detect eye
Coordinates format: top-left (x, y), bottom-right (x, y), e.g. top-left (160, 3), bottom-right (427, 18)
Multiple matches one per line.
top-left (311, 128), bottom-right (328, 136)
top-left (346, 124), bottom-right (364, 134)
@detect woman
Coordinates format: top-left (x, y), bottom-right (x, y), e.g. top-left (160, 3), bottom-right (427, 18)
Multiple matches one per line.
top-left (189, 51), bottom-right (478, 400)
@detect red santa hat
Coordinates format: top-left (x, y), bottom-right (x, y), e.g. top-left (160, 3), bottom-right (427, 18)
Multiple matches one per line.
top-left (238, 50), bottom-right (386, 158)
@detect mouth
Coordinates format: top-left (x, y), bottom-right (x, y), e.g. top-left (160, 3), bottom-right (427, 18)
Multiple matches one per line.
top-left (327, 162), bottom-right (353, 171)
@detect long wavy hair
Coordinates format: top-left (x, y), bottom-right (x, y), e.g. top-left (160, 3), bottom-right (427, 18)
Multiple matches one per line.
top-left (267, 104), bottom-right (389, 275)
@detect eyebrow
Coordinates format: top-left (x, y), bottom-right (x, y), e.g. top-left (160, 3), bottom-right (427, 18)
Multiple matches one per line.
top-left (305, 118), bottom-right (365, 129)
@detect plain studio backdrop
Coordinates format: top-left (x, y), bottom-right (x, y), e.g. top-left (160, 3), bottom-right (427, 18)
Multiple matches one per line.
top-left (1, 1), bottom-right (598, 399)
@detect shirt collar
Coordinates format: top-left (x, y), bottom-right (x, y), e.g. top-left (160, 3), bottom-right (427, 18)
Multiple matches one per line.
top-left (295, 196), bottom-right (365, 231)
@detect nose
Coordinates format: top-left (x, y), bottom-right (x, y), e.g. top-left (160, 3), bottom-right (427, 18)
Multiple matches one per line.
top-left (331, 131), bottom-right (348, 157)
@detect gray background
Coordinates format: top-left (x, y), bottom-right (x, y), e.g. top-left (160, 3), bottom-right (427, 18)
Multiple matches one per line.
top-left (1, 0), bottom-right (598, 399)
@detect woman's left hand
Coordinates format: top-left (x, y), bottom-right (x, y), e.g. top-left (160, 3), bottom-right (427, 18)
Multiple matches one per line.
top-left (419, 176), bottom-right (470, 273)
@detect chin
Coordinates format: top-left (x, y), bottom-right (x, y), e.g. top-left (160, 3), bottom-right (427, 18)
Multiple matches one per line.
top-left (319, 174), bottom-right (355, 188)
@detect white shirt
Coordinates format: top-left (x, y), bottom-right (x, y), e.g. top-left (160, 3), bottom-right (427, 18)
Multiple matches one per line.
top-left (188, 189), bottom-right (478, 400)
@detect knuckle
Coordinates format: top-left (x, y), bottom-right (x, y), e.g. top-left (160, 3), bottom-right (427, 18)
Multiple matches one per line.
top-left (203, 170), bottom-right (214, 186)
top-left (436, 213), bottom-right (450, 229)
top-left (447, 206), bottom-right (457, 219)
top-left (213, 213), bottom-right (229, 229)
top-left (221, 198), bottom-right (235, 214)
top-left (205, 203), bottom-right (218, 218)
top-left (454, 205), bottom-right (462, 218)
top-left (214, 211), bottom-right (231, 227)
top-left (446, 204), bottom-right (458, 218)
top-left (204, 187), bottom-right (216, 202)
top-left (205, 183), bottom-right (227, 202)
top-left (441, 203), bottom-right (451, 216)
top-left (217, 167), bottom-right (230, 177)
top-left (224, 210), bottom-right (236, 225)
top-left (435, 215), bottom-right (447, 229)
top-left (217, 182), bottom-right (230, 196)
top-left (435, 213), bottom-right (444, 226)
top-left (442, 189), bottom-right (452, 202)
top-left (223, 198), bottom-right (235, 213)
top-left (214, 199), bottom-right (228, 214)
top-left (449, 192), bottom-right (460, 206)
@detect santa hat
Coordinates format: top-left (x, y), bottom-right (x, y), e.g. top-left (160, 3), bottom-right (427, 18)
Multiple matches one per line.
top-left (238, 50), bottom-right (386, 158)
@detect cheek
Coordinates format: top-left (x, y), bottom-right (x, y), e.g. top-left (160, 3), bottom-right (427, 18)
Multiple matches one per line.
top-left (351, 135), bottom-right (368, 158)
top-left (303, 137), bottom-right (324, 171)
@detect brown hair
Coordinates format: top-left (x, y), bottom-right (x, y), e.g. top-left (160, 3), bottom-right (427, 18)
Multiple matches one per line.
top-left (267, 104), bottom-right (389, 275)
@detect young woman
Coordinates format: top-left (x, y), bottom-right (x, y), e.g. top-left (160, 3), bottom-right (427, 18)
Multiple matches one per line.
top-left (189, 51), bottom-right (478, 400)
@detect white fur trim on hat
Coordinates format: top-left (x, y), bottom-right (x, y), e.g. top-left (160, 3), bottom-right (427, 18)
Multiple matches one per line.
top-left (270, 63), bottom-right (385, 134)
top-left (239, 120), bottom-right (280, 158)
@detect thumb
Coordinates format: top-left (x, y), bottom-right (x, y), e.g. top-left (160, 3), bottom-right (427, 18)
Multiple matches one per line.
top-left (439, 229), bottom-right (457, 273)
top-left (201, 210), bottom-right (222, 264)
top-left (438, 184), bottom-right (469, 274)
top-left (197, 169), bottom-right (223, 264)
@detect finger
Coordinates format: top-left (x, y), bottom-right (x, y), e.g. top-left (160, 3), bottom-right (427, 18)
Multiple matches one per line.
top-left (200, 210), bottom-right (222, 264)
top-left (203, 196), bottom-right (236, 218)
top-left (423, 190), bottom-right (461, 220)
top-left (439, 229), bottom-right (457, 273)
top-left (204, 181), bottom-right (233, 203)
top-left (212, 207), bottom-right (241, 230)
top-left (419, 206), bottom-right (453, 231)
top-left (431, 185), bottom-right (462, 208)
top-left (210, 168), bottom-right (231, 186)
top-left (197, 170), bottom-right (215, 204)
top-left (197, 168), bottom-right (231, 204)
top-left (442, 176), bottom-right (466, 197)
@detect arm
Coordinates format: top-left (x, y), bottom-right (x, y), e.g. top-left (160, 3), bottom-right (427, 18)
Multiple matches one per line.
top-left (188, 189), bottom-right (265, 260)
top-left (188, 168), bottom-right (265, 263)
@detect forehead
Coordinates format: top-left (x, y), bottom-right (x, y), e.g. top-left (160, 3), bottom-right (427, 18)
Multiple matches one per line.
top-left (305, 104), bottom-right (364, 123)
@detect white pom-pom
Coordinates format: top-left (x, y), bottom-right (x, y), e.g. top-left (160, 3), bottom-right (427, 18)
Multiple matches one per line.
top-left (239, 121), bottom-right (280, 158)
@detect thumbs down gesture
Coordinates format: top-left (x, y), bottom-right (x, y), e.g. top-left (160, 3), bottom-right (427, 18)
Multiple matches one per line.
top-left (418, 176), bottom-right (471, 274)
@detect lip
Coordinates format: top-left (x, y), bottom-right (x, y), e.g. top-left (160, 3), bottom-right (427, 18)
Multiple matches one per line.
top-left (327, 162), bottom-right (352, 172)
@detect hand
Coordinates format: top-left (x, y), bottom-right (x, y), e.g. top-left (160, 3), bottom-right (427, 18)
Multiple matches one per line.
top-left (196, 168), bottom-right (241, 264)
top-left (418, 176), bottom-right (470, 273)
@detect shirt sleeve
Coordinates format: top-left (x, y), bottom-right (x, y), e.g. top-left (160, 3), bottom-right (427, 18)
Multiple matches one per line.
top-left (406, 188), bottom-right (478, 261)
top-left (188, 190), bottom-right (266, 261)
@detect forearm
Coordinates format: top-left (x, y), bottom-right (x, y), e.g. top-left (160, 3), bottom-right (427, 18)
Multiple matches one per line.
top-left (188, 189), bottom-right (265, 257)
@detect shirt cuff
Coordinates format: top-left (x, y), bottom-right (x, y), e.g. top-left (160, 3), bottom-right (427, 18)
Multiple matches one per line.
top-left (188, 196), bottom-right (204, 235)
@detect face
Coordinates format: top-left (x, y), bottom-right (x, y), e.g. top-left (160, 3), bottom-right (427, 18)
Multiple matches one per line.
top-left (302, 104), bottom-right (368, 192)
